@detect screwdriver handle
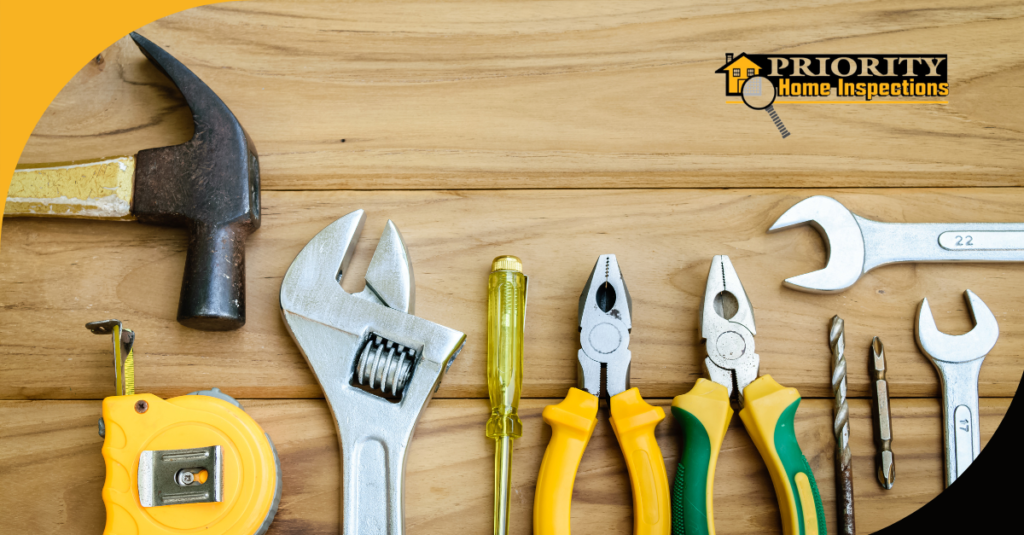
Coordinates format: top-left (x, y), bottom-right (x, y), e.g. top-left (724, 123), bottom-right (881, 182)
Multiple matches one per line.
top-left (670, 378), bottom-right (733, 535)
top-left (534, 388), bottom-right (599, 535)
top-left (486, 259), bottom-right (526, 441)
top-left (609, 388), bottom-right (671, 535)
top-left (739, 375), bottom-right (826, 535)
top-left (487, 257), bottom-right (527, 535)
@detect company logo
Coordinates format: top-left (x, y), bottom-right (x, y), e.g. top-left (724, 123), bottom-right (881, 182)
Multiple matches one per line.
top-left (717, 53), bottom-right (948, 138)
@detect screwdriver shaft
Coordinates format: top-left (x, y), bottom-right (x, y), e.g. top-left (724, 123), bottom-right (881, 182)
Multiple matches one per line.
top-left (871, 336), bottom-right (896, 489)
top-left (830, 316), bottom-right (855, 535)
top-left (494, 436), bottom-right (513, 535)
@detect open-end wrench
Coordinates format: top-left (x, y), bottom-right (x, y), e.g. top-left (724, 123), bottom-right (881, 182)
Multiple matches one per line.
top-left (280, 210), bottom-right (466, 534)
top-left (915, 289), bottom-right (998, 488)
top-left (768, 195), bottom-right (1024, 293)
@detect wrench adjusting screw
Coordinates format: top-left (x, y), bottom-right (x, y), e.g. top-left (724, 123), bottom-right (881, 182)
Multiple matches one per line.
top-left (353, 334), bottom-right (418, 399)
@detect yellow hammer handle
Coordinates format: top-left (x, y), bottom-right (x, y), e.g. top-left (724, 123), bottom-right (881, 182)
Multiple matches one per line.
top-left (610, 388), bottom-right (671, 535)
top-left (8, 156), bottom-right (135, 219)
top-left (534, 388), bottom-right (599, 535)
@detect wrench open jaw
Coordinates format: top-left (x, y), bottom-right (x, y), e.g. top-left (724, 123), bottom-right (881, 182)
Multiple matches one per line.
top-left (280, 209), bottom-right (465, 534)
top-left (917, 290), bottom-right (999, 364)
top-left (770, 195), bottom-right (1024, 293)
top-left (767, 196), bottom-right (866, 293)
top-left (915, 289), bottom-right (999, 488)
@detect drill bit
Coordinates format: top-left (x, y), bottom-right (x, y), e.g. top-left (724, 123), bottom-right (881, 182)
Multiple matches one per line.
top-left (871, 336), bottom-right (895, 489)
top-left (830, 316), bottom-right (855, 535)
top-left (486, 256), bottom-right (527, 535)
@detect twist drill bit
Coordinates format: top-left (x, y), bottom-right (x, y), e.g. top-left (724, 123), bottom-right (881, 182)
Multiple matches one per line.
top-left (830, 316), bottom-right (855, 535)
top-left (871, 336), bottom-right (895, 489)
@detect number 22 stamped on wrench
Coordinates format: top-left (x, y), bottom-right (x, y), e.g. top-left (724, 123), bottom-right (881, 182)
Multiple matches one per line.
top-left (916, 290), bottom-right (999, 488)
top-left (768, 196), bottom-right (1024, 293)
top-left (280, 210), bottom-right (466, 534)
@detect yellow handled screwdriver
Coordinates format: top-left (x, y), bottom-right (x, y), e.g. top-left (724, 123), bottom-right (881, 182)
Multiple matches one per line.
top-left (486, 256), bottom-right (528, 535)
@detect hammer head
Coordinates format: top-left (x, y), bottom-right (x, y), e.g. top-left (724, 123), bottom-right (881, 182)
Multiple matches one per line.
top-left (129, 33), bottom-right (260, 331)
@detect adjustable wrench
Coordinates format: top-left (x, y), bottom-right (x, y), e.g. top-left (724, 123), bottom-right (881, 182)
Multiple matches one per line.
top-left (915, 289), bottom-right (998, 488)
top-left (280, 210), bottom-right (466, 534)
top-left (768, 195), bottom-right (1024, 293)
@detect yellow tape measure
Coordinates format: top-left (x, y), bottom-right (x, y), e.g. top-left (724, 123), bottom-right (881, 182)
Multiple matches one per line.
top-left (88, 320), bottom-right (281, 535)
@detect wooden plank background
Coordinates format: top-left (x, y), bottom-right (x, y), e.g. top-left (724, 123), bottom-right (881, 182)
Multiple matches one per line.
top-left (2, 1), bottom-right (1022, 534)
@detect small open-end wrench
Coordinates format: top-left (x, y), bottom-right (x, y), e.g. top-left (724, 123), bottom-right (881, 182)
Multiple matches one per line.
top-left (280, 210), bottom-right (466, 534)
top-left (915, 289), bottom-right (998, 488)
top-left (768, 196), bottom-right (1024, 293)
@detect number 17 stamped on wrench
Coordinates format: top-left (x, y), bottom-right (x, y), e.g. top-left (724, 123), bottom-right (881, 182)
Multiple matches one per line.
top-left (916, 290), bottom-right (999, 488)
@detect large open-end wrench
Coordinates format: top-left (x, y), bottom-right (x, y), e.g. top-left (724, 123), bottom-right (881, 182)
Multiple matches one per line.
top-left (915, 289), bottom-right (998, 488)
top-left (280, 210), bottom-right (466, 534)
top-left (768, 196), bottom-right (1024, 293)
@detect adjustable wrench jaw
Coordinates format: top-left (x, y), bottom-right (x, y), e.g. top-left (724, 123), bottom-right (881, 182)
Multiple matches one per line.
top-left (915, 290), bottom-right (999, 488)
top-left (577, 254), bottom-right (632, 398)
top-left (352, 218), bottom-right (415, 314)
top-left (280, 210), bottom-right (466, 535)
top-left (768, 195), bottom-right (866, 294)
top-left (701, 255), bottom-right (759, 405)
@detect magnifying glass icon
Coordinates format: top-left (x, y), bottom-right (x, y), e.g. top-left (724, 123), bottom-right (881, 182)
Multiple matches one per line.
top-left (741, 76), bottom-right (790, 138)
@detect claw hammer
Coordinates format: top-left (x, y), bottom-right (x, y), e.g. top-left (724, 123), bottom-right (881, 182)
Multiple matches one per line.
top-left (7, 33), bottom-right (260, 331)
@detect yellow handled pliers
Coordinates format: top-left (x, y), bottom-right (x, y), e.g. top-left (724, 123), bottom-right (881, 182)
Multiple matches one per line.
top-left (534, 254), bottom-right (671, 535)
top-left (672, 255), bottom-right (825, 535)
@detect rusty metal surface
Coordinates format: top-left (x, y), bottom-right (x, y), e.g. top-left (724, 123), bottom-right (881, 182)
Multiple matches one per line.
top-left (130, 32), bottom-right (261, 331)
top-left (830, 316), bottom-right (855, 535)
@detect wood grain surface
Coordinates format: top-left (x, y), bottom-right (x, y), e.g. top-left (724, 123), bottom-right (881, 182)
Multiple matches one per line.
top-left (0, 398), bottom-right (1009, 535)
top-left (3, 189), bottom-right (1024, 401)
top-left (4, 1), bottom-right (1022, 533)
top-left (15, 0), bottom-right (1024, 189)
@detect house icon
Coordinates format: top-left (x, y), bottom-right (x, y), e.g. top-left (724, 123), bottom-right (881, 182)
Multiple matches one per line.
top-left (716, 53), bottom-right (762, 95)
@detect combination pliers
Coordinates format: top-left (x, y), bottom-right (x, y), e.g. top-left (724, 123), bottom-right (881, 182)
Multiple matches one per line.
top-left (534, 254), bottom-right (671, 535)
top-left (672, 255), bottom-right (825, 535)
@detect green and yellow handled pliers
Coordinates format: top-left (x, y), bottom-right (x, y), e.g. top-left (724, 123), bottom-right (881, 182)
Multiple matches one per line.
top-left (672, 255), bottom-right (826, 535)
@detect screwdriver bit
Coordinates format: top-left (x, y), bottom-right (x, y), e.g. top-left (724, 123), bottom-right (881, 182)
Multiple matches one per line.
top-left (871, 336), bottom-right (895, 489)
top-left (830, 316), bottom-right (855, 535)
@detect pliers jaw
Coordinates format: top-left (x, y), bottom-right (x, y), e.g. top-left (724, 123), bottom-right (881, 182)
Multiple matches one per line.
top-left (577, 254), bottom-right (633, 398)
top-left (700, 255), bottom-right (759, 405)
